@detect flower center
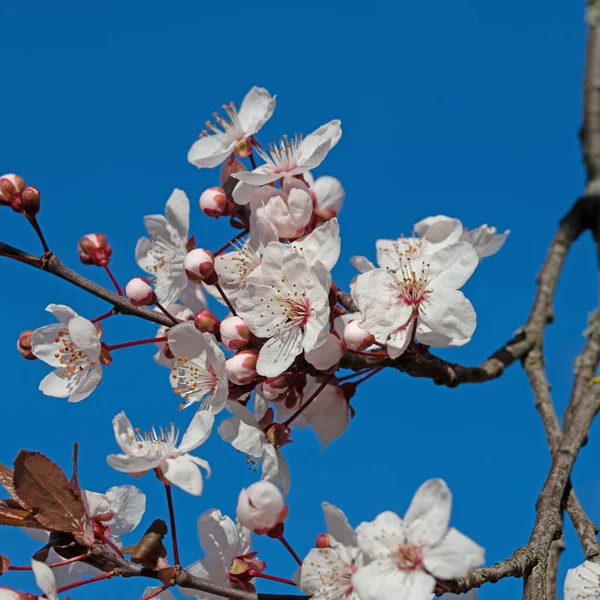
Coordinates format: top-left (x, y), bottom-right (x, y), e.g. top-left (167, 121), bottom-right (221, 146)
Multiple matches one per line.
top-left (199, 102), bottom-right (245, 142)
top-left (53, 331), bottom-right (91, 376)
top-left (396, 260), bottom-right (431, 309)
top-left (283, 295), bottom-right (311, 327)
top-left (173, 359), bottom-right (218, 409)
top-left (133, 424), bottom-right (179, 457)
top-left (256, 134), bottom-right (302, 174)
top-left (395, 543), bottom-right (424, 571)
top-left (219, 243), bottom-right (261, 288)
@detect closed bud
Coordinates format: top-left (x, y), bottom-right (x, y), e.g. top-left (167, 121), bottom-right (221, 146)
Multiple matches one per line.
top-left (0, 174), bottom-right (25, 206)
top-left (261, 375), bottom-right (290, 401)
top-left (265, 423), bottom-right (292, 448)
top-left (125, 278), bottom-right (156, 306)
top-left (220, 316), bottom-right (251, 349)
top-left (305, 332), bottom-right (346, 371)
top-left (194, 309), bottom-right (220, 333)
top-left (20, 185), bottom-right (40, 216)
top-left (162, 343), bottom-right (174, 360)
top-left (343, 320), bottom-right (375, 351)
top-left (199, 186), bottom-right (228, 218)
top-left (315, 533), bottom-right (331, 548)
top-left (99, 344), bottom-right (113, 366)
top-left (237, 481), bottom-right (287, 534)
top-left (78, 233), bottom-right (112, 267)
top-left (226, 350), bottom-right (258, 385)
top-left (184, 248), bottom-right (216, 283)
top-left (17, 330), bottom-right (36, 360)
top-left (234, 138), bottom-right (252, 158)
top-left (314, 207), bottom-right (337, 225)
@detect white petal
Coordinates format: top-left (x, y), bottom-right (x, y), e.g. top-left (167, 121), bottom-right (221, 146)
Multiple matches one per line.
top-left (188, 134), bottom-right (235, 169)
top-left (300, 547), bottom-right (361, 599)
top-left (352, 560), bottom-right (435, 600)
top-left (413, 215), bottom-right (463, 253)
top-left (292, 218), bottom-right (341, 270)
top-left (565, 561), bottom-right (600, 600)
top-left (231, 181), bottom-right (256, 205)
top-left (262, 445), bottom-right (291, 497)
top-left (301, 120), bottom-right (342, 159)
top-left (356, 511), bottom-right (406, 558)
top-left (81, 490), bottom-right (111, 518)
top-left (68, 363), bottom-right (102, 403)
top-left (67, 316), bottom-right (100, 362)
top-left (322, 502), bottom-right (357, 547)
top-left (313, 176), bottom-right (344, 212)
top-left (178, 410), bottom-right (215, 453)
top-left (238, 86), bottom-right (276, 136)
top-left (46, 304), bottom-right (78, 325)
top-left (39, 367), bottom-right (86, 399)
top-left (165, 188), bottom-right (190, 241)
top-left (350, 255), bottom-right (376, 273)
top-left (107, 453), bottom-right (164, 473)
top-left (423, 527), bottom-right (485, 579)
top-left (420, 288), bottom-right (476, 343)
top-left (427, 242), bottom-right (478, 290)
top-left (405, 479), bottom-right (452, 547)
top-left (161, 455), bottom-right (204, 495)
top-left (218, 405), bottom-right (265, 458)
top-left (257, 328), bottom-right (303, 377)
top-left (105, 485), bottom-right (146, 536)
top-left (387, 324), bottom-right (412, 359)
top-left (197, 508), bottom-right (242, 560)
top-left (31, 324), bottom-right (68, 366)
top-left (233, 164), bottom-right (279, 185)
top-left (112, 411), bottom-right (138, 454)
top-left (31, 559), bottom-right (58, 600)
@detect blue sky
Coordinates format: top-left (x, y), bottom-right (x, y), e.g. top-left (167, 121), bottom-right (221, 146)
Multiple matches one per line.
top-left (0, 1), bottom-right (596, 599)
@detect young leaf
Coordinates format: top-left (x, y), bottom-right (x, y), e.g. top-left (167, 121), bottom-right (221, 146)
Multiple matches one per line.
top-left (0, 506), bottom-right (48, 529)
top-left (13, 450), bottom-right (85, 533)
top-left (69, 443), bottom-right (80, 496)
top-left (0, 463), bottom-right (24, 507)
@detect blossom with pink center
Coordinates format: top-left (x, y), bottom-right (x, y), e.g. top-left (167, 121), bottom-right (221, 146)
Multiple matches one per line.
top-left (236, 243), bottom-right (332, 377)
top-left (167, 322), bottom-right (228, 412)
top-left (107, 410), bottom-right (213, 496)
top-left (351, 242), bottom-right (478, 358)
top-left (353, 479), bottom-right (484, 600)
top-left (187, 87), bottom-right (276, 169)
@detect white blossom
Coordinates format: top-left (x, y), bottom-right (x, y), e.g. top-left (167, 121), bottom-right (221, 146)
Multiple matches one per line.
top-left (565, 560), bottom-right (600, 599)
top-left (167, 322), bottom-right (229, 412)
top-left (107, 410), bottom-right (213, 496)
top-left (31, 304), bottom-right (102, 403)
top-left (352, 479), bottom-right (484, 600)
top-left (154, 303), bottom-right (195, 368)
top-left (305, 172), bottom-right (345, 219)
top-left (188, 87), bottom-right (276, 169)
top-left (31, 560), bottom-right (58, 600)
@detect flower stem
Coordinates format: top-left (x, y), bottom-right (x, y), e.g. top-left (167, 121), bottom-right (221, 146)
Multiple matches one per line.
top-left (9, 552), bottom-right (90, 571)
top-left (91, 309), bottom-right (116, 323)
top-left (337, 368), bottom-right (377, 382)
top-left (140, 585), bottom-right (172, 600)
top-left (248, 152), bottom-right (257, 170)
top-left (26, 215), bottom-right (50, 254)
top-left (99, 533), bottom-right (125, 558)
top-left (155, 301), bottom-right (179, 326)
top-left (213, 229), bottom-right (249, 257)
top-left (283, 374), bottom-right (333, 427)
top-left (164, 484), bottom-right (180, 566)
top-left (347, 349), bottom-right (388, 358)
top-left (104, 265), bottom-right (123, 295)
top-left (214, 281), bottom-right (237, 316)
top-left (56, 569), bottom-right (117, 594)
top-left (0, 251), bottom-right (42, 266)
top-left (352, 367), bottom-right (382, 386)
top-left (106, 336), bottom-right (167, 351)
top-left (250, 571), bottom-right (297, 586)
top-left (277, 535), bottom-right (302, 566)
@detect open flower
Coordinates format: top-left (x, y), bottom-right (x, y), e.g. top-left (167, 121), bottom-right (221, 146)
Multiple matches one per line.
top-left (31, 304), bottom-right (102, 402)
top-left (218, 401), bottom-right (290, 496)
top-left (565, 560), bottom-right (600, 600)
top-left (154, 303), bottom-right (195, 368)
top-left (352, 479), bottom-right (484, 600)
top-left (136, 189), bottom-right (204, 307)
top-left (167, 322), bottom-right (228, 412)
top-left (188, 87), bottom-right (276, 169)
top-left (351, 242), bottom-right (478, 358)
top-left (107, 410), bottom-right (213, 495)
top-left (231, 120), bottom-right (342, 202)
top-left (236, 243), bottom-right (332, 377)
top-left (180, 509), bottom-right (253, 600)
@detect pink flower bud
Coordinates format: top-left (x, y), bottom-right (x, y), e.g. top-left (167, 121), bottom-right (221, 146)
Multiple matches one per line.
top-left (343, 320), bottom-right (375, 351)
top-left (261, 375), bottom-right (290, 401)
top-left (184, 248), bottom-right (216, 283)
top-left (20, 185), bottom-right (40, 216)
top-left (17, 330), bottom-right (36, 360)
top-left (305, 332), bottom-right (346, 371)
top-left (125, 278), bottom-right (156, 306)
top-left (226, 350), bottom-right (258, 385)
top-left (0, 174), bottom-right (25, 206)
top-left (220, 158), bottom-right (246, 188)
top-left (220, 316), bottom-right (251, 349)
top-left (316, 533), bottom-right (331, 548)
top-left (78, 233), bottom-right (112, 267)
top-left (199, 186), bottom-right (228, 218)
top-left (237, 481), bottom-right (288, 534)
top-left (194, 309), bottom-right (220, 333)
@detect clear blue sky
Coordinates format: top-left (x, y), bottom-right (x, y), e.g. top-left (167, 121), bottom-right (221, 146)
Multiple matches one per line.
top-left (0, 1), bottom-right (596, 599)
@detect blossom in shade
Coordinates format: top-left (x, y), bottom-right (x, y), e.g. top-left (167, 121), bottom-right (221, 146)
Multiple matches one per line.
top-left (564, 560), bottom-right (600, 600)
top-left (167, 322), bottom-right (228, 412)
top-left (107, 410), bottom-right (213, 496)
top-left (136, 189), bottom-right (203, 306)
top-left (31, 304), bottom-right (102, 403)
top-left (305, 332), bottom-right (345, 371)
top-left (352, 479), bottom-right (484, 600)
top-left (351, 242), bottom-right (478, 358)
top-left (218, 401), bottom-right (291, 496)
top-left (188, 87), bottom-right (276, 169)
top-left (236, 243), bottom-right (332, 377)
top-left (180, 509), bottom-right (253, 600)
top-left (31, 560), bottom-right (58, 600)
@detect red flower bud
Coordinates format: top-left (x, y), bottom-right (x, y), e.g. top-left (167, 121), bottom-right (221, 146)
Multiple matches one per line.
top-left (17, 330), bottom-right (36, 361)
top-left (194, 309), bottom-right (221, 333)
top-left (0, 174), bottom-right (25, 206)
top-left (20, 185), bottom-right (40, 216)
top-left (78, 233), bottom-right (112, 267)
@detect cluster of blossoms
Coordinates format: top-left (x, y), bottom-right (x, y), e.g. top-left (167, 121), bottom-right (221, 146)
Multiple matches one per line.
top-left (5, 86), bottom-right (515, 599)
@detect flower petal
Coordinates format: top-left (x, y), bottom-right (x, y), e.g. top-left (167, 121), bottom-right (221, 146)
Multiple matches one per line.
top-left (31, 324), bottom-right (68, 367)
top-left (423, 527), bottom-right (484, 579)
top-left (68, 363), bottom-right (102, 403)
top-left (301, 120), bottom-right (342, 159)
top-left (352, 560), bottom-right (434, 600)
top-left (405, 479), bottom-right (452, 547)
top-left (356, 511), bottom-right (406, 558)
top-left (188, 134), bottom-right (235, 169)
top-left (107, 453), bottom-right (164, 473)
top-left (420, 288), bottom-right (476, 343)
top-left (292, 218), bottom-right (341, 271)
top-left (197, 508), bottom-right (242, 560)
top-left (105, 485), bottom-right (146, 536)
top-left (565, 560), bottom-right (600, 600)
top-left (322, 502), bottom-right (357, 547)
top-left (39, 367), bottom-right (86, 399)
top-left (68, 316), bottom-right (100, 362)
top-left (238, 86), bottom-right (276, 136)
top-left (257, 328), bottom-right (303, 377)
top-left (233, 165), bottom-right (279, 185)
top-left (161, 455), bottom-right (204, 495)
top-left (112, 411), bottom-right (138, 454)
top-left (313, 176), bottom-right (344, 213)
top-left (427, 242), bottom-right (478, 290)
top-left (46, 304), bottom-right (78, 325)
top-left (165, 188), bottom-right (190, 241)
top-left (31, 559), bottom-right (58, 600)
top-left (178, 410), bottom-right (215, 454)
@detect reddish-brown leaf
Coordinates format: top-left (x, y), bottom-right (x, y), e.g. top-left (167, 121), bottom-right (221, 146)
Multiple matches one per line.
top-left (13, 450), bottom-right (85, 533)
top-left (69, 443), bottom-right (80, 496)
top-left (0, 506), bottom-right (47, 529)
top-left (0, 463), bottom-right (25, 507)
top-left (0, 554), bottom-right (9, 575)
